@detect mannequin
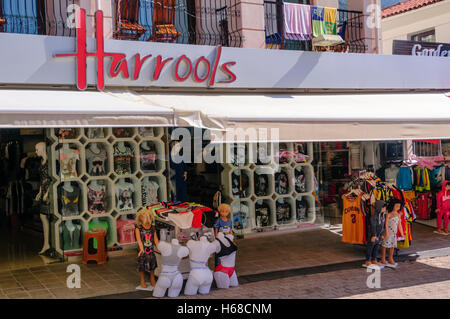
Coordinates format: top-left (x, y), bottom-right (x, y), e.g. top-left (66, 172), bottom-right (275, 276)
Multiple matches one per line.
top-left (117, 214), bottom-right (136, 244)
top-left (141, 177), bottom-right (159, 206)
top-left (169, 141), bottom-right (187, 202)
top-left (61, 181), bottom-right (80, 217)
top-left (214, 233), bottom-right (238, 289)
top-left (90, 143), bottom-right (100, 154)
top-left (121, 215), bottom-right (128, 221)
top-left (115, 179), bottom-right (135, 211)
top-left (61, 220), bottom-right (81, 251)
top-left (153, 239), bottom-right (189, 298)
top-left (35, 142), bottom-right (51, 255)
top-left (141, 141), bottom-right (150, 151)
top-left (63, 181), bottom-right (73, 192)
top-left (184, 236), bottom-right (217, 296)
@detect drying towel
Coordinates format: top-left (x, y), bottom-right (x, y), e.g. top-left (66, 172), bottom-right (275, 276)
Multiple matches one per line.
top-left (283, 3), bottom-right (312, 40)
top-left (324, 7), bottom-right (337, 35)
top-left (311, 6), bottom-right (325, 37)
top-left (168, 211), bottom-right (194, 229)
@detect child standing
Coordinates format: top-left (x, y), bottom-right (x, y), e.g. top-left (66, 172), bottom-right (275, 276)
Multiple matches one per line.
top-left (435, 181), bottom-right (450, 234)
top-left (214, 203), bottom-right (233, 237)
top-left (364, 200), bottom-right (386, 268)
top-left (381, 199), bottom-right (404, 268)
top-left (135, 207), bottom-right (159, 289)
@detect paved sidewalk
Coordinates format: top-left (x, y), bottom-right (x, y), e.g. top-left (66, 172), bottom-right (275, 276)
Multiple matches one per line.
top-left (0, 222), bottom-right (449, 299)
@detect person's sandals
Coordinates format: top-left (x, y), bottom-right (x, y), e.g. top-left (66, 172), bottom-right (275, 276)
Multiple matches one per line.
top-left (434, 229), bottom-right (446, 235)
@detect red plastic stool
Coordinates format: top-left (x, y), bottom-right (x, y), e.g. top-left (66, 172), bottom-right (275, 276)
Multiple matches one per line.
top-left (82, 227), bottom-right (108, 265)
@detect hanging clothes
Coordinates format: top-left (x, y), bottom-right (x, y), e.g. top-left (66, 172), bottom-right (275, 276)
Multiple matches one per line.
top-left (283, 3), bottom-right (312, 40)
top-left (396, 166), bottom-right (413, 190)
top-left (341, 194), bottom-right (365, 245)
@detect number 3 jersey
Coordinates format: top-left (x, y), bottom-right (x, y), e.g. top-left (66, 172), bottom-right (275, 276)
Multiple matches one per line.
top-left (341, 194), bottom-right (365, 244)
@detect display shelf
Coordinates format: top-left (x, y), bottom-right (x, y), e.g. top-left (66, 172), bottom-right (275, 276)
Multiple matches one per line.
top-left (137, 139), bottom-right (166, 174)
top-left (48, 127), bottom-right (167, 254)
top-left (295, 195), bottom-right (316, 224)
top-left (254, 167), bottom-right (275, 198)
top-left (222, 142), bottom-right (315, 235)
top-left (253, 198), bottom-right (275, 229)
top-left (274, 166), bottom-right (294, 196)
top-left (230, 199), bottom-right (253, 232)
top-left (275, 196), bottom-right (296, 225)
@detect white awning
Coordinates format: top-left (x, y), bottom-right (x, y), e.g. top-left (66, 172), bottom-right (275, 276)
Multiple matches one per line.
top-left (137, 92), bottom-right (450, 142)
top-left (0, 89), bottom-right (174, 127)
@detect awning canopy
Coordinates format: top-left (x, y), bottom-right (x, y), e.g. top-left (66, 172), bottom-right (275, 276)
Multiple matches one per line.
top-left (1, 89), bottom-right (450, 142)
top-left (136, 92), bottom-right (450, 142)
top-left (0, 89), bottom-right (174, 127)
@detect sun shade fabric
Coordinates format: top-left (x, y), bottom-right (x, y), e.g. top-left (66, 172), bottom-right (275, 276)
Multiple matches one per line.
top-left (0, 89), bottom-right (174, 128)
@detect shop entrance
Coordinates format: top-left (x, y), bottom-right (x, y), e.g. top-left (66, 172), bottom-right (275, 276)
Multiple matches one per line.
top-left (0, 129), bottom-right (50, 271)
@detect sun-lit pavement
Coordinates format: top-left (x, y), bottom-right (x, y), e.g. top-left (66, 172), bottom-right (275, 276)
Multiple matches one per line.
top-left (171, 255), bottom-right (450, 299)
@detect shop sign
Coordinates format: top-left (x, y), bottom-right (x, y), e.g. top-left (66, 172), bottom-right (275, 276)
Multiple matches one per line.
top-left (55, 9), bottom-right (236, 90)
top-left (393, 40), bottom-right (450, 57)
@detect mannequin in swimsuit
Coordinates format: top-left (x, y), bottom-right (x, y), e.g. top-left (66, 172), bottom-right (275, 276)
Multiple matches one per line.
top-left (214, 233), bottom-right (239, 289)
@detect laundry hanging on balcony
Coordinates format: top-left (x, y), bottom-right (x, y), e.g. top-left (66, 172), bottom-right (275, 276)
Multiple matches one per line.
top-left (282, 3), bottom-right (312, 41)
top-left (311, 5), bottom-right (343, 47)
top-left (311, 6), bottom-right (337, 37)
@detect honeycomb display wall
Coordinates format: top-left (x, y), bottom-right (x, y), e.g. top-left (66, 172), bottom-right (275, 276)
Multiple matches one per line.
top-left (47, 127), bottom-right (167, 255)
top-left (221, 142), bottom-right (316, 235)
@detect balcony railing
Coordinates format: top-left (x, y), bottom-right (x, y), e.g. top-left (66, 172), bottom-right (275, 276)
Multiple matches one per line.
top-left (0, 0), bottom-right (76, 36)
top-left (264, 1), bottom-right (366, 53)
top-left (113, 0), bottom-right (242, 47)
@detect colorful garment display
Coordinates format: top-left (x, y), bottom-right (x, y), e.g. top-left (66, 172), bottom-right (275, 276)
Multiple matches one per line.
top-left (58, 147), bottom-right (80, 179)
top-left (113, 143), bottom-right (133, 175)
top-left (87, 183), bottom-right (106, 214)
top-left (311, 6), bottom-right (325, 37)
top-left (342, 194), bottom-right (365, 245)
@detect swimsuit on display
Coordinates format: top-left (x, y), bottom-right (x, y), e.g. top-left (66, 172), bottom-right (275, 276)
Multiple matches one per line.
top-left (214, 264), bottom-right (235, 278)
top-left (215, 237), bottom-right (237, 278)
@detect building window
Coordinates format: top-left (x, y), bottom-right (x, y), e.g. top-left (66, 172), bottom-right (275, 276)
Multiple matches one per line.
top-left (410, 29), bottom-right (435, 42)
top-left (0, 0), bottom-right (45, 35)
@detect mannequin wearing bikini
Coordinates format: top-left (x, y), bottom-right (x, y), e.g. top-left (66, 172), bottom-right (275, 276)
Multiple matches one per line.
top-left (214, 233), bottom-right (238, 289)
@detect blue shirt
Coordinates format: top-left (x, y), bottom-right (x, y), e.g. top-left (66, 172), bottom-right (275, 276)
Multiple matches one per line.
top-left (214, 218), bottom-right (232, 235)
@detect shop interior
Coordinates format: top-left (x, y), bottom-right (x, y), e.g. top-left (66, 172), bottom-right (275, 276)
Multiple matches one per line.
top-left (0, 126), bottom-right (448, 272)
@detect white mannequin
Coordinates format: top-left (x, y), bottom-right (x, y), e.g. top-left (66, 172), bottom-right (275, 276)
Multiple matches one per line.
top-left (89, 179), bottom-right (102, 191)
top-left (65, 219), bottom-right (75, 232)
top-left (35, 142), bottom-right (51, 255)
top-left (153, 239), bottom-right (189, 298)
top-left (63, 182), bottom-right (74, 193)
top-left (184, 236), bottom-right (217, 296)
top-left (90, 142), bottom-right (101, 154)
top-left (141, 141), bottom-right (150, 151)
top-left (120, 215), bottom-right (128, 221)
top-left (62, 143), bottom-right (70, 151)
top-left (92, 217), bottom-right (100, 224)
top-left (214, 233), bottom-right (238, 289)
top-left (117, 141), bottom-right (126, 152)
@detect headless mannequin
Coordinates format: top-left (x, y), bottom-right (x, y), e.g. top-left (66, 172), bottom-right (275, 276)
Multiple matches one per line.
top-left (141, 141), bottom-right (150, 151)
top-left (89, 179), bottom-right (101, 191)
top-left (214, 233), bottom-right (238, 289)
top-left (153, 239), bottom-right (189, 298)
top-left (90, 143), bottom-right (100, 154)
top-left (35, 142), bottom-right (51, 255)
top-left (121, 215), bottom-right (128, 221)
top-left (63, 182), bottom-right (73, 193)
top-left (116, 179), bottom-right (134, 211)
top-left (117, 142), bottom-right (127, 153)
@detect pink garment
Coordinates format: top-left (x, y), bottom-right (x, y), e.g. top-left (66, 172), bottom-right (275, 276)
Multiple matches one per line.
top-left (283, 3), bottom-right (312, 40)
top-left (436, 181), bottom-right (450, 230)
top-left (117, 219), bottom-right (136, 244)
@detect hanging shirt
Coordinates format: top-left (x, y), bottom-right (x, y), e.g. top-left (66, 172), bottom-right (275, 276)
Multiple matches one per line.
top-left (86, 147), bottom-right (107, 176)
top-left (60, 185), bottom-right (80, 217)
top-left (396, 166), bottom-right (413, 190)
top-left (59, 147), bottom-right (80, 179)
top-left (113, 144), bottom-right (133, 175)
top-left (342, 194), bottom-right (365, 244)
top-left (87, 184), bottom-right (106, 214)
top-left (116, 182), bottom-right (135, 211)
top-left (141, 180), bottom-right (159, 206)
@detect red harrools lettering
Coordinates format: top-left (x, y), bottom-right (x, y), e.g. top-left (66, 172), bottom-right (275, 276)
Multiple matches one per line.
top-left (193, 57), bottom-right (211, 83)
top-left (153, 56), bottom-right (174, 81)
top-left (133, 54), bottom-right (152, 80)
top-left (174, 55), bottom-right (192, 82)
top-left (218, 62), bottom-right (237, 83)
top-left (55, 9), bottom-right (237, 89)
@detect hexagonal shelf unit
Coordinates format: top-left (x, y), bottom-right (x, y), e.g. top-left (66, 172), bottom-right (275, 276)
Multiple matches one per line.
top-left (254, 167), bottom-right (275, 198)
top-left (221, 167), bottom-right (252, 201)
top-left (47, 127), bottom-right (167, 253)
top-left (253, 198), bottom-right (275, 229)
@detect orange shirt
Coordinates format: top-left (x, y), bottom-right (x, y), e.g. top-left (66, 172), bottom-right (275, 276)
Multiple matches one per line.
top-left (342, 194), bottom-right (365, 244)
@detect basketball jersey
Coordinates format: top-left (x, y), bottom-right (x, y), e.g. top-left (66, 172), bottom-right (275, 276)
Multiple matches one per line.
top-left (342, 194), bottom-right (365, 244)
